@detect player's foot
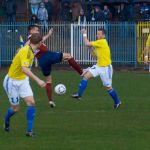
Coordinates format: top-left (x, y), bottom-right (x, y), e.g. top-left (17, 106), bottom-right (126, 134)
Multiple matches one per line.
top-left (113, 101), bottom-right (121, 109)
top-left (49, 101), bottom-right (56, 108)
top-left (26, 132), bottom-right (35, 137)
top-left (72, 93), bottom-right (81, 100)
top-left (4, 121), bottom-right (10, 132)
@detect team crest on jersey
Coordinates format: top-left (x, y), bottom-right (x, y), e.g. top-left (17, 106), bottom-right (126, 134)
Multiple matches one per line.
top-left (24, 62), bottom-right (29, 66)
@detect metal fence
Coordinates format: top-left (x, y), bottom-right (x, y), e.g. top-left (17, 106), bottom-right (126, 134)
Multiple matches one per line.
top-left (0, 22), bottom-right (149, 68)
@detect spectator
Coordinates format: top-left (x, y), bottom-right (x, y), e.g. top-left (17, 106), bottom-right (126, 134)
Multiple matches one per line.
top-left (37, 2), bottom-right (48, 31)
top-left (119, 5), bottom-right (130, 21)
top-left (140, 3), bottom-right (150, 21)
top-left (29, 0), bottom-right (42, 15)
top-left (44, 0), bottom-right (53, 22)
top-left (103, 5), bottom-right (112, 21)
top-left (78, 9), bottom-right (86, 25)
top-left (71, 1), bottom-right (82, 22)
top-left (30, 14), bottom-right (38, 24)
top-left (5, 0), bottom-right (16, 22)
top-left (86, 5), bottom-right (92, 22)
top-left (60, 1), bottom-right (72, 21)
top-left (4, 0), bottom-right (18, 32)
top-left (133, 4), bottom-right (141, 21)
top-left (94, 6), bottom-right (105, 22)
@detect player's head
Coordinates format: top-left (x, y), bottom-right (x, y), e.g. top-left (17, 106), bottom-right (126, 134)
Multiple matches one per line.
top-left (30, 33), bottom-right (43, 47)
top-left (28, 24), bottom-right (40, 35)
top-left (97, 28), bottom-right (106, 39)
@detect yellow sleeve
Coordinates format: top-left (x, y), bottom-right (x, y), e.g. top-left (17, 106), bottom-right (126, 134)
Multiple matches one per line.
top-left (19, 49), bottom-right (30, 67)
top-left (146, 35), bottom-right (150, 47)
top-left (91, 40), bottom-right (100, 48)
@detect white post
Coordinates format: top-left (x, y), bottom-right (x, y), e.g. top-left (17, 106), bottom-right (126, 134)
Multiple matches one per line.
top-left (71, 23), bottom-right (73, 57)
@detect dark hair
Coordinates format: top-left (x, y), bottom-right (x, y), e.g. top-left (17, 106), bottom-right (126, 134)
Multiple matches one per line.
top-left (30, 33), bottom-right (42, 44)
top-left (28, 24), bottom-right (39, 32)
top-left (98, 28), bottom-right (106, 35)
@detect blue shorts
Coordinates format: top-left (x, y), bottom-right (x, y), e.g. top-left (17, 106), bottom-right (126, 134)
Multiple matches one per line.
top-left (38, 51), bottom-right (63, 76)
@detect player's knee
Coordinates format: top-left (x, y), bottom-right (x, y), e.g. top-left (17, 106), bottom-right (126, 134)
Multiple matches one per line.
top-left (45, 76), bottom-right (52, 83)
top-left (12, 106), bottom-right (20, 112)
top-left (63, 53), bottom-right (72, 60)
top-left (83, 71), bottom-right (93, 80)
top-left (26, 100), bottom-right (35, 106)
top-left (106, 86), bottom-right (112, 90)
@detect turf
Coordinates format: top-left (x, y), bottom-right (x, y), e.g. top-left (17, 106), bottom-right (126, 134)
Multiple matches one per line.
top-left (0, 69), bottom-right (150, 150)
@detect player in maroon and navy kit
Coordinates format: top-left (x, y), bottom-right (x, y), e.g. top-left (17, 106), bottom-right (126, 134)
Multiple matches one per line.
top-left (27, 25), bottom-right (83, 108)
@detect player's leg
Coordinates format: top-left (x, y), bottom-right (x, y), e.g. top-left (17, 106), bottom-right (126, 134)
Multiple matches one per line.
top-left (23, 96), bottom-right (36, 137)
top-left (4, 105), bottom-right (19, 132)
top-left (62, 53), bottom-right (83, 75)
top-left (72, 66), bottom-right (96, 99)
top-left (107, 87), bottom-right (121, 109)
top-left (45, 75), bottom-right (56, 108)
top-left (99, 65), bottom-right (121, 109)
top-left (38, 52), bottom-right (56, 107)
top-left (3, 75), bottom-right (20, 132)
top-left (20, 78), bottom-right (36, 136)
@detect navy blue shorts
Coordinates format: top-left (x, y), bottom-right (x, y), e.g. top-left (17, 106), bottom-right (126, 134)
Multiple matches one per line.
top-left (38, 51), bottom-right (63, 76)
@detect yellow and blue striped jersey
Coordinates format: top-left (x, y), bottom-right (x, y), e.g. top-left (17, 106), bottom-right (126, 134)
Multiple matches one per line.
top-left (8, 45), bottom-right (34, 80)
top-left (91, 39), bottom-right (111, 67)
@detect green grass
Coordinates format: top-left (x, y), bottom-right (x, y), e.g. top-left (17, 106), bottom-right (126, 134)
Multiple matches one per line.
top-left (1, 69), bottom-right (150, 150)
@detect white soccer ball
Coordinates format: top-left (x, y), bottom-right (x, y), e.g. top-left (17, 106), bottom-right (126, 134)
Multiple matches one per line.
top-left (54, 84), bottom-right (66, 95)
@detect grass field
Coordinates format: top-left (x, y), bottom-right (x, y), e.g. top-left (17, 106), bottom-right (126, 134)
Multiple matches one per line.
top-left (1, 69), bottom-right (150, 150)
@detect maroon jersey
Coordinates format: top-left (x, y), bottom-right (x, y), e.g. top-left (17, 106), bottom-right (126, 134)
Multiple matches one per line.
top-left (34, 43), bottom-right (48, 58)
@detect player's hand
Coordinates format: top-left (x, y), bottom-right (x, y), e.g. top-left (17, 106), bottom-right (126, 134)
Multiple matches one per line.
top-left (37, 79), bottom-right (46, 88)
top-left (144, 56), bottom-right (149, 64)
top-left (48, 28), bottom-right (53, 36)
top-left (81, 28), bottom-right (87, 34)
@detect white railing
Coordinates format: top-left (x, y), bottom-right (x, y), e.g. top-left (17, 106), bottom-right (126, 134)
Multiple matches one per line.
top-left (0, 22), bottom-right (137, 67)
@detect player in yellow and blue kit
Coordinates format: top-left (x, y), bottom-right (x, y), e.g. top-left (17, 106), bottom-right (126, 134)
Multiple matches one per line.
top-left (144, 34), bottom-right (150, 64)
top-left (72, 28), bottom-right (121, 109)
top-left (3, 33), bottom-right (46, 137)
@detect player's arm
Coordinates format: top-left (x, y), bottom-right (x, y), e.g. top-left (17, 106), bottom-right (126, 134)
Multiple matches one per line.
top-left (144, 46), bottom-right (150, 64)
top-left (144, 36), bottom-right (150, 64)
top-left (81, 28), bottom-right (92, 47)
top-left (42, 28), bottom-right (53, 42)
top-left (87, 47), bottom-right (97, 59)
top-left (22, 66), bottom-right (46, 88)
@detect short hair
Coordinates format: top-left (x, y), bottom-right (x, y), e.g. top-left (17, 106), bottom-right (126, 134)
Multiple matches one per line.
top-left (28, 24), bottom-right (39, 32)
top-left (98, 28), bottom-right (106, 35)
top-left (30, 33), bottom-right (42, 44)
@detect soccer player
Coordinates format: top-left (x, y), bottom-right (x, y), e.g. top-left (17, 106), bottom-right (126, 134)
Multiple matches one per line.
top-left (26, 25), bottom-right (83, 108)
top-left (72, 28), bottom-right (121, 109)
top-left (144, 34), bottom-right (150, 64)
top-left (3, 33), bottom-right (46, 137)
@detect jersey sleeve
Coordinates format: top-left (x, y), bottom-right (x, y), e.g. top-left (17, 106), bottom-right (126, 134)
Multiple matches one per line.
top-left (91, 40), bottom-right (100, 48)
top-left (39, 43), bottom-right (48, 52)
top-left (146, 35), bottom-right (150, 47)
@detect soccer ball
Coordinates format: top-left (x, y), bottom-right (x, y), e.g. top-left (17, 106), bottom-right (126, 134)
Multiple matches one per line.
top-left (54, 84), bottom-right (66, 95)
